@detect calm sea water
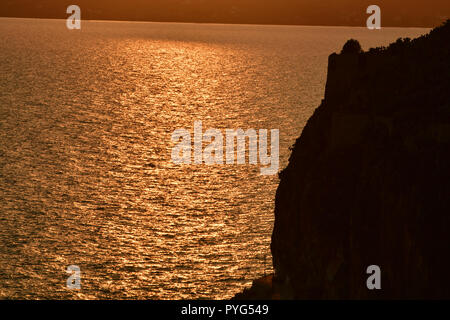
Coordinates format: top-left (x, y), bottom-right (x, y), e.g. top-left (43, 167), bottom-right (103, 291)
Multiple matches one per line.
top-left (0, 18), bottom-right (427, 299)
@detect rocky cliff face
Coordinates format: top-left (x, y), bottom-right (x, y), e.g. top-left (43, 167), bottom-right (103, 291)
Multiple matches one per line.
top-left (267, 21), bottom-right (450, 299)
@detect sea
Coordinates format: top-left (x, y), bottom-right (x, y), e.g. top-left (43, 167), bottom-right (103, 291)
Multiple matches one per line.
top-left (0, 18), bottom-right (428, 299)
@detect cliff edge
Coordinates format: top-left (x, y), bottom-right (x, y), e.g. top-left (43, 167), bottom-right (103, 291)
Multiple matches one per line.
top-left (236, 21), bottom-right (450, 299)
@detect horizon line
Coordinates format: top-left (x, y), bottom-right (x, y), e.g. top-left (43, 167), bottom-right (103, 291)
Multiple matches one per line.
top-left (0, 16), bottom-right (436, 29)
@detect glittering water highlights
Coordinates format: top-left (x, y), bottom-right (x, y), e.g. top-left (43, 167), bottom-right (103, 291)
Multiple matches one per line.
top-left (0, 18), bottom-right (428, 299)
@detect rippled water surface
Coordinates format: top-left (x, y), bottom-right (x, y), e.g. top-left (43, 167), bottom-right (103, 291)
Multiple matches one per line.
top-left (0, 18), bottom-right (428, 299)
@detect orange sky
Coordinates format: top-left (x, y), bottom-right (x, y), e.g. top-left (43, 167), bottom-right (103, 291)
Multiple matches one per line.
top-left (1, 0), bottom-right (449, 27)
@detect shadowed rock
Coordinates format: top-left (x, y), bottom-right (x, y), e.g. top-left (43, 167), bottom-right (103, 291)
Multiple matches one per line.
top-left (236, 20), bottom-right (450, 299)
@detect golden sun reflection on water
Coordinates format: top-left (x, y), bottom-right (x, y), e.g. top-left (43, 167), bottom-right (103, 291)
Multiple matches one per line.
top-left (0, 18), bottom-right (428, 299)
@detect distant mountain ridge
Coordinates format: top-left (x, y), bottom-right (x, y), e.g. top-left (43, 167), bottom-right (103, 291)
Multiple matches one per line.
top-left (1, 0), bottom-right (449, 27)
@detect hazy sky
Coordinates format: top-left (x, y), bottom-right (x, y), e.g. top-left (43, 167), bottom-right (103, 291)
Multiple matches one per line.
top-left (1, 0), bottom-right (449, 27)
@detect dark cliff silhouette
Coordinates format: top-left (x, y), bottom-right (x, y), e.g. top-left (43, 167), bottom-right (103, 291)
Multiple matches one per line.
top-left (1, 0), bottom-right (449, 27)
top-left (235, 20), bottom-right (450, 299)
